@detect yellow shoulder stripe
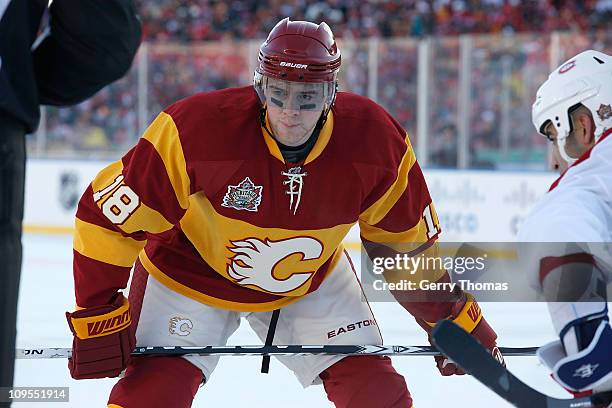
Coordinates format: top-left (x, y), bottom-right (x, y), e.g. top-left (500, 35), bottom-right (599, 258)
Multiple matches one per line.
top-left (87, 136), bottom-right (177, 235)
top-left (91, 161), bottom-right (124, 199)
top-left (74, 218), bottom-right (146, 267)
top-left (360, 134), bottom-right (416, 226)
top-left (142, 112), bottom-right (191, 210)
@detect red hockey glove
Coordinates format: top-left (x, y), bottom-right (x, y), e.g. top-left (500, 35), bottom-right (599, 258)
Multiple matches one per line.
top-left (416, 292), bottom-right (504, 376)
top-left (66, 293), bottom-right (135, 379)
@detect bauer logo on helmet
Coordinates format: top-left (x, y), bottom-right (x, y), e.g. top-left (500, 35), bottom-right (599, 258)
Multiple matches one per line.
top-left (280, 62), bottom-right (308, 69)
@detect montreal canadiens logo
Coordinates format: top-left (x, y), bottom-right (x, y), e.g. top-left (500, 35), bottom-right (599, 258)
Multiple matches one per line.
top-left (222, 177), bottom-right (263, 212)
top-left (558, 60), bottom-right (576, 74)
top-left (597, 104), bottom-right (612, 121)
top-left (227, 236), bottom-right (323, 293)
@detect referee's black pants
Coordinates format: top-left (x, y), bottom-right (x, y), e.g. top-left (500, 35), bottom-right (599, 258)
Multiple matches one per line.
top-left (0, 112), bottom-right (26, 407)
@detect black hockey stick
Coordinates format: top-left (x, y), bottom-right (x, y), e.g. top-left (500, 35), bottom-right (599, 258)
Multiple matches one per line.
top-left (16, 344), bottom-right (538, 359)
top-left (432, 320), bottom-right (612, 408)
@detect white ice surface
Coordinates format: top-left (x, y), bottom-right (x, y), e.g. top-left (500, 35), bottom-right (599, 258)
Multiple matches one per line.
top-left (14, 233), bottom-right (590, 407)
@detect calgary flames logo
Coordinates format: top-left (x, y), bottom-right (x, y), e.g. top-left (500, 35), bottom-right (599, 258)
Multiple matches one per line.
top-left (169, 317), bottom-right (193, 336)
top-left (227, 237), bottom-right (323, 293)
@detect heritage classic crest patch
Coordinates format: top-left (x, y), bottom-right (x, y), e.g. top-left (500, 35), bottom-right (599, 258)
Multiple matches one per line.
top-left (222, 177), bottom-right (263, 212)
top-left (597, 104), bottom-right (612, 121)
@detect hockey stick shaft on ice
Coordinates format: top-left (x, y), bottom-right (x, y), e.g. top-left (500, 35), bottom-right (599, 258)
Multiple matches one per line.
top-left (16, 344), bottom-right (538, 359)
top-left (432, 320), bottom-right (612, 408)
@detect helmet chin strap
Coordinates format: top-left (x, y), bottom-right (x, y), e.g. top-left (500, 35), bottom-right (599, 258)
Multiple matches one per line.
top-left (556, 134), bottom-right (578, 166)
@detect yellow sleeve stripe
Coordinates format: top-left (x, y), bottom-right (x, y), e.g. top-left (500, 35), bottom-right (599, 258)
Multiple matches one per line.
top-left (359, 134), bottom-right (416, 226)
top-left (74, 219), bottom-right (146, 267)
top-left (359, 218), bottom-right (429, 244)
top-left (142, 111), bottom-right (191, 210)
top-left (118, 201), bottom-right (175, 234)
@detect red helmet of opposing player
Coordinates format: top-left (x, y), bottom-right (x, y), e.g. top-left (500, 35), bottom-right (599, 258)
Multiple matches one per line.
top-left (254, 18), bottom-right (341, 115)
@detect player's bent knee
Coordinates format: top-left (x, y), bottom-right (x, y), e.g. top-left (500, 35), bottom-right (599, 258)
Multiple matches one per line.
top-left (320, 356), bottom-right (412, 408)
top-left (108, 356), bottom-right (203, 408)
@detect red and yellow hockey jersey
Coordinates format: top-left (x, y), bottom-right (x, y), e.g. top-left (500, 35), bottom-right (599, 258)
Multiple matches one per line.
top-left (73, 86), bottom-right (441, 312)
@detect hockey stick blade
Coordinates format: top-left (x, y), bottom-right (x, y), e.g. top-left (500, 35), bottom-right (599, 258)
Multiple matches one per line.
top-left (432, 320), bottom-right (612, 408)
top-left (16, 344), bottom-right (538, 359)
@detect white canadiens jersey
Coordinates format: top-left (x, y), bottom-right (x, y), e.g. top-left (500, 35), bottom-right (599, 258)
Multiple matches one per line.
top-left (518, 132), bottom-right (612, 287)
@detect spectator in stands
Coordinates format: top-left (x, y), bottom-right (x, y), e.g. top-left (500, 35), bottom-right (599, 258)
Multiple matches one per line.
top-left (39, 0), bottom-right (612, 170)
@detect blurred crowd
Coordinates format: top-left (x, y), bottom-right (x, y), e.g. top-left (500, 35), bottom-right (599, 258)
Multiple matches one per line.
top-left (135, 0), bottom-right (612, 41)
top-left (36, 0), bottom-right (612, 168)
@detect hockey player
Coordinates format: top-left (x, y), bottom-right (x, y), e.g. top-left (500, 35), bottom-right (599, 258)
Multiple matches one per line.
top-left (65, 18), bottom-right (501, 408)
top-left (519, 49), bottom-right (612, 396)
top-left (0, 2), bottom-right (140, 405)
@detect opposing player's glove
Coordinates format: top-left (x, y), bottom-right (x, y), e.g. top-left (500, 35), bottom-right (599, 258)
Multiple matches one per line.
top-left (416, 292), bottom-right (504, 376)
top-left (538, 318), bottom-right (612, 396)
top-left (65, 293), bottom-right (135, 379)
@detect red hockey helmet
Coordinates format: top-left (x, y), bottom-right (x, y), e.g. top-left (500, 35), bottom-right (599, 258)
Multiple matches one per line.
top-left (256, 17), bottom-right (341, 82)
top-left (254, 18), bottom-right (341, 114)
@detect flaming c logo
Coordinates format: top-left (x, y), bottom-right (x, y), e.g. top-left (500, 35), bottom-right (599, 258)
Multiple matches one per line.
top-left (227, 237), bottom-right (323, 293)
top-left (169, 317), bottom-right (193, 336)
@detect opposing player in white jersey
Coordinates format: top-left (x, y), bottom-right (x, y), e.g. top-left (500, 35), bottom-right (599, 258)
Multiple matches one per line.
top-left (519, 49), bottom-right (612, 395)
